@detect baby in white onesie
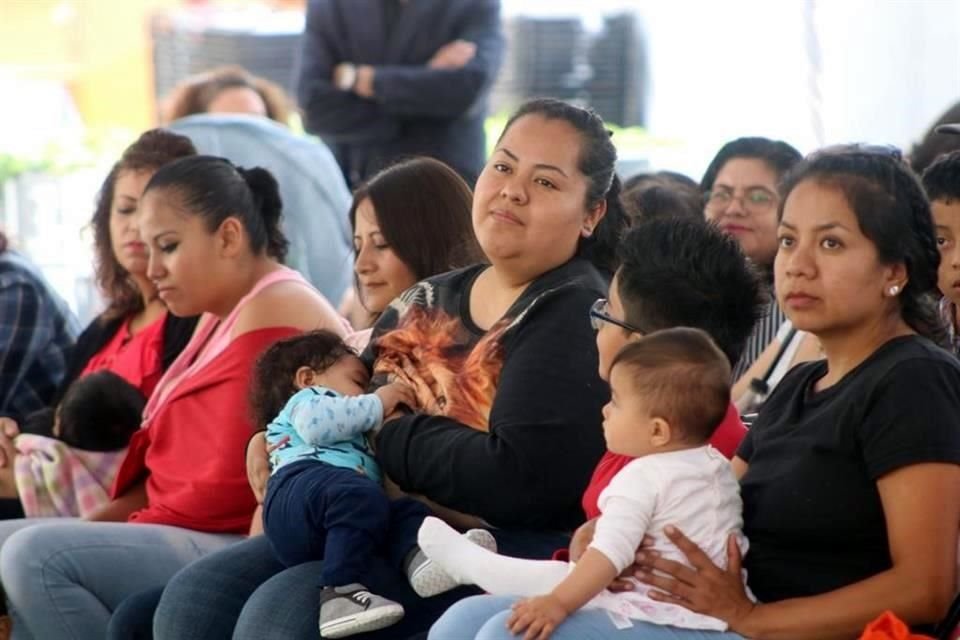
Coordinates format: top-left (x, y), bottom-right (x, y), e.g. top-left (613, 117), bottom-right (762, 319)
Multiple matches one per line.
top-left (419, 327), bottom-right (751, 637)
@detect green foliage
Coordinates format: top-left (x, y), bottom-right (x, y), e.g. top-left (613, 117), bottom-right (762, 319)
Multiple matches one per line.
top-left (0, 127), bottom-right (134, 185)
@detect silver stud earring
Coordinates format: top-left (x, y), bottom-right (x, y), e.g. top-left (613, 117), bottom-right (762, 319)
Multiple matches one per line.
top-left (888, 285), bottom-right (900, 296)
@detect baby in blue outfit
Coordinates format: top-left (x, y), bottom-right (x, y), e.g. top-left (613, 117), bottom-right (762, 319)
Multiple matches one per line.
top-left (252, 330), bottom-right (494, 639)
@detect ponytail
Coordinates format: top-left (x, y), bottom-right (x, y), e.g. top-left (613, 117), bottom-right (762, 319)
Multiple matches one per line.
top-left (579, 173), bottom-right (628, 275)
top-left (237, 166), bottom-right (288, 261)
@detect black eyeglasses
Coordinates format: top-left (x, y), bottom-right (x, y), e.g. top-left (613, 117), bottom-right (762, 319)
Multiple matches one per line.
top-left (589, 298), bottom-right (644, 334)
top-left (703, 187), bottom-right (778, 214)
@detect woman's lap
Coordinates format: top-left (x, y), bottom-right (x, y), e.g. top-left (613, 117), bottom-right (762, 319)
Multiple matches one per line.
top-left (156, 528), bottom-right (570, 640)
top-left (154, 534), bottom-right (287, 640)
top-left (0, 520), bottom-right (240, 640)
top-left (0, 516), bottom-right (65, 547)
top-left (430, 595), bottom-right (747, 640)
top-left (107, 587), bottom-right (165, 640)
top-left (234, 547), bottom-right (479, 640)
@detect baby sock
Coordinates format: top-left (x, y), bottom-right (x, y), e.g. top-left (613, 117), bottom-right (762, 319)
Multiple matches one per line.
top-left (417, 516), bottom-right (569, 596)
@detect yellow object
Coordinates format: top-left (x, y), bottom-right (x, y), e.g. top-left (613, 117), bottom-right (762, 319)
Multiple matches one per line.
top-left (1, 0), bottom-right (179, 131)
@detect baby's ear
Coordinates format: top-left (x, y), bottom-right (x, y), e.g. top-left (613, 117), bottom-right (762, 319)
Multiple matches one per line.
top-left (294, 366), bottom-right (316, 389)
top-left (650, 417), bottom-right (673, 447)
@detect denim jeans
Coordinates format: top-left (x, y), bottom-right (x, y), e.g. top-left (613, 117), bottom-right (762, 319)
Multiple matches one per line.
top-left (154, 529), bottom-right (571, 640)
top-left (264, 461), bottom-right (431, 584)
top-left (0, 520), bottom-right (240, 640)
top-left (429, 595), bottom-right (748, 640)
top-left (107, 587), bottom-right (165, 640)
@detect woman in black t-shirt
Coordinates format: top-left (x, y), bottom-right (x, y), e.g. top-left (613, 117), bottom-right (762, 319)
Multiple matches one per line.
top-left (628, 147), bottom-right (960, 639)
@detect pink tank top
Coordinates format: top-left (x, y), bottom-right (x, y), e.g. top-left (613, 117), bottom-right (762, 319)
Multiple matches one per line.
top-left (141, 267), bottom-right (312, 426)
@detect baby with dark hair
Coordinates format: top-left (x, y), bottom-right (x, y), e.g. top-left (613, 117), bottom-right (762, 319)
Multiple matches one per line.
top-left (251, 330), bottom-right (495, 639)
top-left (53, 371), bottom-right (145, 452)
top-left (9, 371), bottom-right (145, 520)
top-left (420, 328), bottom-right (752, 637)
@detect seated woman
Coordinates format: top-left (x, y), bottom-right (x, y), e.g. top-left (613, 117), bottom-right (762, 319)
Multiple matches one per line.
top-left (152, 97), bottom-right (627, 640)
top-left (505, 146), bottom-right (960, 639)
top-left (105, 156), bottom-right (484, 639)
top-left (701, 137), bottom-right (803, 382)
top-left (0, 155), bottom-right (347, 640)
top-left (0, 129), bottom-right (201, 520)
top-left (245, 155), bottom-right (484, 517)
top-left (11, 129), bottom-right (199, 429)
top-left (343, 155), bottom-right (485, 334)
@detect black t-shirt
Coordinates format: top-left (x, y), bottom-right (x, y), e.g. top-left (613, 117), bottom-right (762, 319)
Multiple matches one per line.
top-left (362, 258), bottom-right (609, 531)
top-left (738, 335), bottom-right (960, 603)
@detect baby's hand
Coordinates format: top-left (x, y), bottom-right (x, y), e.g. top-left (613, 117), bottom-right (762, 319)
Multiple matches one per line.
top-left (375, 381), bottom-right (417, 417)
top-left (507, 595), bottom-right (568, 640)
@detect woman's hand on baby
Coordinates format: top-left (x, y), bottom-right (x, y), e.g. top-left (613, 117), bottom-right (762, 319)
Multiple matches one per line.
top-left (0, 418), bottom-right (19, 468)
top-left (246, 432), bottom-right (275, 504)
top-left (633, 526), bottom-right (755, 629)
top-left (375, 381), bottom-right (417, 416)
top-left (507, 595), bottom-right (568, 640)
top-left (568, 517), bottom-right (597, 562)
top-left (0, 422), bottom-right (19, 498)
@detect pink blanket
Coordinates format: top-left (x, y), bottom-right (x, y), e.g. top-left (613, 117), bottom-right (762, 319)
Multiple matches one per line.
top-left (14, 434), bottom-right (126, 518)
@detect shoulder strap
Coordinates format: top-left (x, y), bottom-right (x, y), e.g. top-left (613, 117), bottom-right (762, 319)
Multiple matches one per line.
top-left (749, 327), bottom-right (799, 396)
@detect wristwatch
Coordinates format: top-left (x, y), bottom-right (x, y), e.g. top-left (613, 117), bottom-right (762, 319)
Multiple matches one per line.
top-left (335, 63), bottom-right (357, 91)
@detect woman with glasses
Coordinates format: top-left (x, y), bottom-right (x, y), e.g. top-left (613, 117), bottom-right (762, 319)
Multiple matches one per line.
top-left (701, 138), bottom-right (814, 406)
top-left (152, 98), bottom-right (627, 640)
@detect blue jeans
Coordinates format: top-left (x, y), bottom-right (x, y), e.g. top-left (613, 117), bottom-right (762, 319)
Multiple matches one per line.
top-left (429, 595), bottom-right (748, 640)
top-left (0, 520), bottom-right (240, 640)
top-left (264, 461), bottom-right (430, 584)
top-left (107, 587), bottom-right (164, 640)
top-left (154, 529), bottom-right (570, 640)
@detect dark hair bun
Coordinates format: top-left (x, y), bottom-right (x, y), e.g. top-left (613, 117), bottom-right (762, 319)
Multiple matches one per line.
top-left (237, 166), bottom-right (288, 260)
top-left (237, 166), bottom-right (283, 226)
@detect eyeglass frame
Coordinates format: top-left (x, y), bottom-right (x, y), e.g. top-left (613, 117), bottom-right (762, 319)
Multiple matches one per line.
top-left (703, 186), bottom-right (779, 214)
top-left (589, 298), bottom-right (645, 334)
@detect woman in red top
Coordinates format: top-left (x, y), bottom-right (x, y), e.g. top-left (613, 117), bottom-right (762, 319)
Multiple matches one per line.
top-left (0, 130), bottom-right (201, 522)
top-left (0, 156), bottom-right (347, 640)
top-left (15, 129), bottom-right (200, 436)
